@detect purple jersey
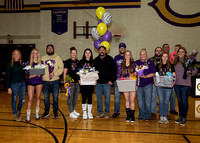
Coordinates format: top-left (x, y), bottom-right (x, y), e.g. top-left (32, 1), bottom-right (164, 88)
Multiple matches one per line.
top-left (135, 60), bottom-right (156, 87)
top-left (114, 54), bottom-right (123, 80)
top-left (25, 61), bottom-right (43, 85)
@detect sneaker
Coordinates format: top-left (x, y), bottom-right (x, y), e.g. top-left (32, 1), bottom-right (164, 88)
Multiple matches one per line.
top-left (170, 110), bottom-right (178, 115)
top-left (35, 113), bottom-right (40, 120)
top-left (83, 112), bottom-right (88, 119)
top-left (96, 112), bottom-right (103, 118)
top-left (112, 113), bottom-right (120, 118)
top-left (26, 115), bottom-right (31, 122)
top-left (175, 116), bottom-right (182, 124)
top-left (180, 118), bottom-right (186, 126)
top-left (163, 117), bottom-right (169, 124)
top-left (145, 118), bottom-right (150, 122)
top-left (54, 112), bottom-right (58, 119)
top-left (41, 112), bottom-right (49, 119)
top-left (104, 113), bottom-right (110, 118)
top-left (13, 114), bottom-right (17, 121)
top-left (88, 113), bottom-right (93, 119)
top-left (73, 110), bottom-right (80, 116)
top-left (159, 116), bottom-right (164, 123)
top-left (138, 117), bottom-right (143, 121)
top-left (16, 112), bottom-right (22, 122)
top-left (69, 112), bottom-right (78, 119)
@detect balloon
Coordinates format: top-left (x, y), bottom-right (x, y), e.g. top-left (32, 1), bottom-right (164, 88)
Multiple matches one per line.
top-left (98, 20), bottom-right (103, 25)
top-left (102, 12), bottom-right (112, 25)
top-left (100, 41), bottom-right (110, 52)
top-left (96, 7), bottom-right (106, 20)
top-left (94, 39), bottom-right (102, 50)
top-left (91, 28), bottom-right (100, 40)
top-left (102, 30), bottom-right (112, 41)
top-left (97, 23), bottom-right (107, 36)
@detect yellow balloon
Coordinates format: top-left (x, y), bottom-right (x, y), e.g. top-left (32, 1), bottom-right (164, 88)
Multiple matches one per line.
top-left (96, 7), bottom-right (106, 20)
top-left (97, 23), bottom-right (107, 36)
top-left (100, 41), bottom-right (110, 52)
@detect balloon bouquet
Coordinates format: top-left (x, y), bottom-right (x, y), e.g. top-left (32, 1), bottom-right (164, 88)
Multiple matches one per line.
top-left (92, 7), bottom-right (112, 52)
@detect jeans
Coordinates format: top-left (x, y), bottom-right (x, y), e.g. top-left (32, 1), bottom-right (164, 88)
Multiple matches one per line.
top-left (151, 85), bottom-right (158, 113)
top-left (174, 85), bottom-right (191, 118)
top-left (157, 87), bottom-right (172, 117)
top-left (96, 83), bottom-right (111, 113)
top-left (114, 81), bottom-right (121, 113)
top-left (11, 82), bottom-right (26, 115)
top-left (169, 88), bottom-right (176, 111)
top-left (43, 80), bottom-right (59, 114)
top-left (67, 82), bottom-right (79, 113)
top-left (136, 84), bottom-right (153, 119)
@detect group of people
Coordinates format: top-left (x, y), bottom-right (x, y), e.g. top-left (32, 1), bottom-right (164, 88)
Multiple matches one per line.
top-left (6, 43), bottom-right (198, 126)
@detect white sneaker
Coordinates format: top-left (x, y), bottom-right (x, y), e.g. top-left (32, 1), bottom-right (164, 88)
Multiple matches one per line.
top-left (83, 112), bottom-right (88, 119)
top-left (73, 110), bottom-right (80, 116)
top-left (159, 116), bottom-right (164, 123)
top-left (69, 112), bottom-right (78, 118)
top-left (26, 109), bottom-right (31, 122)
top-left (88, 104), bottom-right (93, 119)
top-left (163, 117), bottom-right (169, 124)
top-left (35, 107), bottom-right (40, 119)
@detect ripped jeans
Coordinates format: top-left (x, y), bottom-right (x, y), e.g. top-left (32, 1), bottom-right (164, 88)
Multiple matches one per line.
top-left (10, 82), bottom-right (26, 115)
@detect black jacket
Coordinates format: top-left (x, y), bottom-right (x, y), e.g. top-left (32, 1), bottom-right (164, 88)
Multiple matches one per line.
top-left (94, 54), bottom-right (116, 84)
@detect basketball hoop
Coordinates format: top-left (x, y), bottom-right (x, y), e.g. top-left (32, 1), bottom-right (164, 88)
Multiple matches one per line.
top-left (113, 35), bottom-right (121, 42)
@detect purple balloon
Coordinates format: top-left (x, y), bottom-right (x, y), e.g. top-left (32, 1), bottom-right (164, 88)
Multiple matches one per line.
top-left (97, 20), bottom-right (103, 25)
top-left (102, 30), bottom-right (112, 41)
top-left (94, 39), bottom-right (102, 49)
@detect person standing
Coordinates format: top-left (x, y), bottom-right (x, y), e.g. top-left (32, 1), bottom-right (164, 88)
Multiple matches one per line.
top-left (155, 53), bottom-right (176, 124)
top-left (94, 46), bottom-right (116, 118)
top-left (174, 47), bottom-right (197, 125)
top-left (63, 47), bottom-right (80, 119)
top-left (190, 49), bottom-right (199, 63)
top-left (6, 49), bottom-right (26, 121)
top-left (122, 50), bottom-right (137, 122)
top-left (135, 48), bottom-right (156, 121)
top-left (112, 43), bottom-right (126, 118)
top-left (162, 43), bottom-right (178, 115)
top-left (149, 47), bottom-right (162, 119)
top-left (41, 44), bottom-right (64, 119)
top-left (25, 49), bottom-right (43, 122)
top-left (77, 48), bottom-right (96, 119)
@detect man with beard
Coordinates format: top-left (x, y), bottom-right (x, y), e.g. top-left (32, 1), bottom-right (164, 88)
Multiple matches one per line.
top-left (149, 47), bottom-right (162, 119)
top-left (41, 44), bottom-right (63, 119)
top-left (94, 46), bottom-right (116, 118)
top-left (112, 43), bottom-right (126, 118)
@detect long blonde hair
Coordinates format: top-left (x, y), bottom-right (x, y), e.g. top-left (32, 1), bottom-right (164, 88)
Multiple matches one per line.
top-left (173, 47), bottom-right (189, 65)
top-left (11, 49), bottom-right (22, 67)
top-left (29, 48), bottom-right (41, 67)
top-left (122, 50), bottom-right (134, 76)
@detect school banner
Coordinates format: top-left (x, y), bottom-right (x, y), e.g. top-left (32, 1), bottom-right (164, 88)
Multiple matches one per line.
top-left (51, 8), bottom-right (68, 35)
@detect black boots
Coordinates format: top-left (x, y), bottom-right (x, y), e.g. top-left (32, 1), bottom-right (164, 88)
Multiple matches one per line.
top-left (126, 108), bottom-right (135, 122)
top-left (130, 110), bottom-right (135, 122)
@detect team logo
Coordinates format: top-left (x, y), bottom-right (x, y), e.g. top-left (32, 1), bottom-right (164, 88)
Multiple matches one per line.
top-left (148, 0), bottom-right (200, 27)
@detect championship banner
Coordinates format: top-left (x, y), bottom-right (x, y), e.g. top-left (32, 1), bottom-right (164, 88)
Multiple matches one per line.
top-left (51, 8), bottom-right (68, 35)
top-left (195, 101), bottom-right (200, 118)
top-left (195, 78), bottom-right (200, 96)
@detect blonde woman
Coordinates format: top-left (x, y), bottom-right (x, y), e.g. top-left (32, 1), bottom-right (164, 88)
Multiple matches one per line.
top-left (6, 50), bottom-right (26, 121)
top-left (121, 50), bottom-right (136, 122)
top-left (25, 48), bottom-right (43, 122)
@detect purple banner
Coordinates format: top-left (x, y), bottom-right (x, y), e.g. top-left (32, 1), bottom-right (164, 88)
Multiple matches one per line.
top-left (51, 9), bottom-right (68, 35)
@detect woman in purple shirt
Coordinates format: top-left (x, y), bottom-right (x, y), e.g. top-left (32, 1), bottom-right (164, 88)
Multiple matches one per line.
top-left (26, 48), bottom-right (43, 122)
top-left (173, 47), bottom-right (197, 126)
top-left (135, 49), bottom-right (156, 121)
top-left (121, 50), bottom-right (136, 122)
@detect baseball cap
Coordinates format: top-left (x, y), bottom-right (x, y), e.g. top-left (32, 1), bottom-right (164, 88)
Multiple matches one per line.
top-left (119, 43), bottom-right (126, 49)
top-left (192, 49), bottom-right (199, 54)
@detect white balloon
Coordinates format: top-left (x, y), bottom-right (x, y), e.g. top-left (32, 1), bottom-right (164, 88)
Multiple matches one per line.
top-left (91, 28), bottom-right (101, 40)
top-left (102, 12), bottom-right (112, 25)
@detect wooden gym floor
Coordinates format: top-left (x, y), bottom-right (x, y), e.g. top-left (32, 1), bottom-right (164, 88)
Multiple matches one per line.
top-left (0, 89), bottom-right (200, 143)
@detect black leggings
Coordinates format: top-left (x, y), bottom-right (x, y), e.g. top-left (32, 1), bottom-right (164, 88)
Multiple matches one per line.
top-left (80, 85), bottom-right (94, 104)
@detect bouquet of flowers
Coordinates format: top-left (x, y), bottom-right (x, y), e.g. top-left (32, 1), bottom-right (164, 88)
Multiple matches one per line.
top-left (65, 74), bottom-right (74, 97)
top-left (181, 59), bottom-right (196, 79)
top-left (45, 60), bottom-right (55, 80)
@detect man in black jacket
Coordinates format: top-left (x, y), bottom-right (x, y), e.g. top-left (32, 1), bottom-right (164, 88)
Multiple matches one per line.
top-left (94, 46), bottom-right (116, 118)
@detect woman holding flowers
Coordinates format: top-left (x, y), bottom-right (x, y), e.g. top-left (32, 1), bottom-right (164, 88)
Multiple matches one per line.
top-left (6, 49), bottom-right (26, 122)
top-left (121, 50), bottom-right (137, 122)
top-left (25, 48), bottom-right (43, 122)
top-left (155, 53), bottom-right (176, 124)
top-left (173, 47), bottom-right (197, 126)
top-left (135, 48), bottom-right (156, 121)
top-left (77, 48), bottom-right (96, 119)
top-left (63, 47), bottom-right (80, 119)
